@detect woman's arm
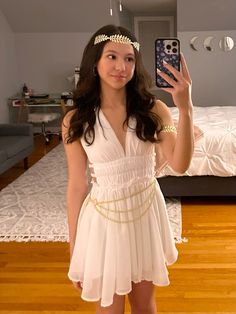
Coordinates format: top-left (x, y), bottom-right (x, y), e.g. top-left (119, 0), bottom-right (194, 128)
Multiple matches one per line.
top-left (62, 111), bottom-right (88, 259)
top-left (154, 54), bottom-right (194, 174)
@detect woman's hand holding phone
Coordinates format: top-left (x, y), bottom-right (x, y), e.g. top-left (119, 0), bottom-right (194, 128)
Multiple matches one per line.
top-left (155, 38), bottom-right (180, 88)
top-left (157, 53), bottom-right (193, 113)
top-left (155, 38), bottom-right (193, 112)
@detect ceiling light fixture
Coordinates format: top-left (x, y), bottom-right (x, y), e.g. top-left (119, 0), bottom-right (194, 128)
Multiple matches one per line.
top-left (119, 0), bottom-right (123, 11)
top-left (109, 0), bottom-right (113, 16)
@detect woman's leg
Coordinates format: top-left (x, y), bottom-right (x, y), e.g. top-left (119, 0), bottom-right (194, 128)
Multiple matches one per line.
top-left (96, 294), bottom-right (125, 314)
top-left (128, 280), bottom-right (157, 314)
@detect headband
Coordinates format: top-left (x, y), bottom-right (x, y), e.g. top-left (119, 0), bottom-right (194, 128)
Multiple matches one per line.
top-left (94, 34), bottom-right (140, 51)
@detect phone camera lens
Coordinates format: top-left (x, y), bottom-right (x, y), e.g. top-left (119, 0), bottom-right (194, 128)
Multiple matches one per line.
top-left (166, 44), bottom-right (171, 50)
top-left (172, 41), bottom-right (177, 46)
top-left (172, 48), bottom-right (177, 53)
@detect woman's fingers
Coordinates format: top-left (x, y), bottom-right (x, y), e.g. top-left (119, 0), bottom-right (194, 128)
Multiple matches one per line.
top-left (180, 53), bottom-right (192, 82)
top-left (156, 53), bottom-right (193, 109)
top-left (161, 54), bottom-right (192, 83)
top-left (156, 68), bottom-right (178, 88)
top-left (72, 281), bottom-right (82, 290)
top-left (156, 65), bottom-right (191, 98)
top-left (162, 60), bottom-right (183, 82)
top-left (156, 54), bottom-right (192, 92)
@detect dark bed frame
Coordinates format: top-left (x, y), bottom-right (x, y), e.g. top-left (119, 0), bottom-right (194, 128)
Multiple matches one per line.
top-left (157, 176), bottom-right (236, 197)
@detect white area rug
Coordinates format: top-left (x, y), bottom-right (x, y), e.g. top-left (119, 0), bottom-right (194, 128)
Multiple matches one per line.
top-left (0, 144), bottom-right (183, 242)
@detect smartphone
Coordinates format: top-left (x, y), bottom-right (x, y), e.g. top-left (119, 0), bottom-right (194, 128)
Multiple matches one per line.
top-left (155, 38), bottom-right (180, 88)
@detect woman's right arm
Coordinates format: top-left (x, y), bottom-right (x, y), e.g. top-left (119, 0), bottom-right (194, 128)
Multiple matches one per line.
top-left (62, 111), bottom-right (88, 259)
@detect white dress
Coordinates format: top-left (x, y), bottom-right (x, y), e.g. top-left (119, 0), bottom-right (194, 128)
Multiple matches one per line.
top-left (68, 109), bottom-right (178, 307)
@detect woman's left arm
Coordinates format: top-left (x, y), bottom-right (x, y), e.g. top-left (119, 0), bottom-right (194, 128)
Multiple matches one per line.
top-left (155, 54), bottom-right (194, 173)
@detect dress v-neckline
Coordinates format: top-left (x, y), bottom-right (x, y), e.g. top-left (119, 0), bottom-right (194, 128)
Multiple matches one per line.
top-left (99, 109), bottom-right (128, 156)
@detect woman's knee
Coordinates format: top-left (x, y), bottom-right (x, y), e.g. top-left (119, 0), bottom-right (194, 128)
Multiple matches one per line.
top-left (130, 298), bottom-right (156, 314)
top-left (96, 294), bottom-right (125, 314)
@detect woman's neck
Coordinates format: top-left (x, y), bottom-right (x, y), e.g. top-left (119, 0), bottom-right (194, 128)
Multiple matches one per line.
top-left (100, 88), bottom-right (126, 110)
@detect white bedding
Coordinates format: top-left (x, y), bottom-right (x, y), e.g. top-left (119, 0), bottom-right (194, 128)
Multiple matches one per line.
top-left (158, 106), bottom-right (236, 177)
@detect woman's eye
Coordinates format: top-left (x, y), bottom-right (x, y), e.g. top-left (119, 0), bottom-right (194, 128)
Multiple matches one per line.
top-left (108, 54), bottom-right (116, 59)
top-left (126, 57), bottom-right (135, 62)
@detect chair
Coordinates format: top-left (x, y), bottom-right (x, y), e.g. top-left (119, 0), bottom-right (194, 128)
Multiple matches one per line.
top-left (27, 112), bottom-right (61, 144)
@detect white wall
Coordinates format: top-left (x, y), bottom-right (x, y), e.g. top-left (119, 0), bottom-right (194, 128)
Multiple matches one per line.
top-left (119, 6), bottom-right (133, 32)
top-left (0, 10), bottom-right (19, 123)
top-left (177, 0), bottom-right (236, 107)
top-left (14, 5), bottom-right (133, 94)
top-left (15, 32), bottom-right (92, 93)
top-left (178, 0), bottom-right (236, 31)
top-left (178, 30), bottom-right (236, 107)
top-left (1, 2), bottom-right (132, 121)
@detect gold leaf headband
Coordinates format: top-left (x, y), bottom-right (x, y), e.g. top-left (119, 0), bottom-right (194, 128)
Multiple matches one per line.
top-left (94, 34), bottom-right (140, 51)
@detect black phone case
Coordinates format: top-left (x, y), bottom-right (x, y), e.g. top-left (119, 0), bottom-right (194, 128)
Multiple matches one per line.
top-left (155, 38), bottom-right (180, 88)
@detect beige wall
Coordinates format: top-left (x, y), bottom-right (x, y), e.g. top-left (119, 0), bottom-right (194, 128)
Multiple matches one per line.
top-left (0, 10), bottom-right (19, 123)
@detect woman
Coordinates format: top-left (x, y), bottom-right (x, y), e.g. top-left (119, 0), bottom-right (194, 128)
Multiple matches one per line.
top-left (62, 24), bottom-right (194, 314)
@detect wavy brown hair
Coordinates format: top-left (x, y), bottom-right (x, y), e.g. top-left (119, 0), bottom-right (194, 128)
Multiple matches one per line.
top-left (64, 24), bottom-right (162, 145)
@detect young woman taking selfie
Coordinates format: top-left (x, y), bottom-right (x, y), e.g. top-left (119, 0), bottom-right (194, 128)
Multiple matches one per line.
top-left (62, 24), bottom-right (194, 314)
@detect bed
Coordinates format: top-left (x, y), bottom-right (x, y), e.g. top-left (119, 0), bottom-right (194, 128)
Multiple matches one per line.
top-left (156, 106), bottom-right (236, 197)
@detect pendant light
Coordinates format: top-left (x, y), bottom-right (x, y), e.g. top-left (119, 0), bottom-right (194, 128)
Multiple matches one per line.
top-left (109, 0), bottom-right (113, 16)
top-left (119, 0), bottom-right (123, 11)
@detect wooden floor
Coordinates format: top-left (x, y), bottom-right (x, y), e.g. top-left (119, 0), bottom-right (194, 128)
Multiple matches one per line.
top-left (0, 135), bottom-right (236, 313)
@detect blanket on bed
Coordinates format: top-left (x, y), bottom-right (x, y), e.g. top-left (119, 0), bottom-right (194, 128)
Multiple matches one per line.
top-left (156, 106), bottom-right (236, 177)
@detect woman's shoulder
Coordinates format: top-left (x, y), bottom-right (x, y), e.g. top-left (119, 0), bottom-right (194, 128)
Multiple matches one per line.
top-left (152, 99), bottom-right (172, 121)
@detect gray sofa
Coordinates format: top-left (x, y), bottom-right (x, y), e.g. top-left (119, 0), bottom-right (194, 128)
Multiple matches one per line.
top-left (0, 124), bottom-right (34, 175)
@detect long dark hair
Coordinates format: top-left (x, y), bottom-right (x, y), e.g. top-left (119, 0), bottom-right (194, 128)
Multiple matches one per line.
top-left (64, 24), bottom-right (162, 144)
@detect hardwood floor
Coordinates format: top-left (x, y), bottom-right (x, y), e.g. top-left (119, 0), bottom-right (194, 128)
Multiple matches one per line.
top-left (0, 135), bottom-right (236, 313)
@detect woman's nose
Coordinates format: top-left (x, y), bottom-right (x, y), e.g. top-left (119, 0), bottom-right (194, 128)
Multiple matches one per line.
top-left (115, 58), bottom-right (125, 71)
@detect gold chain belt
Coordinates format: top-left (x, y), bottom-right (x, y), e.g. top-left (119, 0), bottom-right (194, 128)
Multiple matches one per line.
top-left (88, 180), bottom-right (156, 223)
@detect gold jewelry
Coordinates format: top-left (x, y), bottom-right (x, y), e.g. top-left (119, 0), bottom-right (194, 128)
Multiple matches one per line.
top-left (94, 34), bottom-right (140, 51)
top-left (161, 125), bottom-right (177, 133)
top-left (90, 179), bottom-right (155, 204)
top-left (92, 184), bottom-right (155, 213)
top-left (88, 180), bottom-right (156, 223)
top-left (91, 190), bottom-right (155, 223)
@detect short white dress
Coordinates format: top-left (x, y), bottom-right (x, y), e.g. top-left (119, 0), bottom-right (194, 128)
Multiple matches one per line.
top-left (68, 109), bottom-right (178, 307)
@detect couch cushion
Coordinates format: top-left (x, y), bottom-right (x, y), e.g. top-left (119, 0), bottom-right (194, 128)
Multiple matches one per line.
top-left (0, 150), bottom-right (7, 163)
top-left (0, 136), bottom-right (32, 159)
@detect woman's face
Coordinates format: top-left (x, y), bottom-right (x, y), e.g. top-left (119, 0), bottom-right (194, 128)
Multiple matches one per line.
top-left (97, 41), bottom-right (136, 91)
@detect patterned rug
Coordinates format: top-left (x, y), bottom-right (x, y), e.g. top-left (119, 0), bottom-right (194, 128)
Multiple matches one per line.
top-left (0, 144), bottom-right (183, 242)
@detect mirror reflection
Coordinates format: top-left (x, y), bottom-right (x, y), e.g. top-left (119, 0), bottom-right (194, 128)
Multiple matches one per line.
top-left (219, 36), bottom-right (234, 51)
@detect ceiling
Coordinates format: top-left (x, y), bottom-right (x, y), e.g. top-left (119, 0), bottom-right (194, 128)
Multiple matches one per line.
top-left (122, 0), bottom-right (176, 15)
top-left (0, 0), bottom-right (176, 33)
